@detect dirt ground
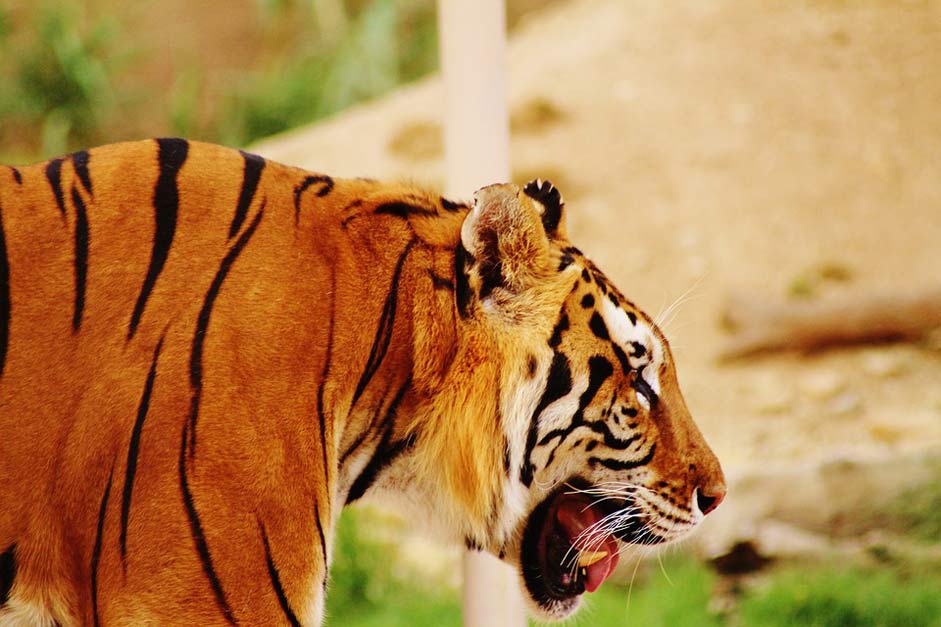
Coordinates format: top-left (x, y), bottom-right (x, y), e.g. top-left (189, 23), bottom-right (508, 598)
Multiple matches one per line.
top-left (255, 0), bottom-right (941, 559)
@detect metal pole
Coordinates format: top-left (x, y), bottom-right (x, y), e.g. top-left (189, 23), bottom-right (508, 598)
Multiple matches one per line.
top-left (437, 0), bottom-right (526, 625)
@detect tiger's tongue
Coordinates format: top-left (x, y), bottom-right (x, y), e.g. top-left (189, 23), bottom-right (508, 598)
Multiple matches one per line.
top-left (555, 497), bottom-right (620, 593)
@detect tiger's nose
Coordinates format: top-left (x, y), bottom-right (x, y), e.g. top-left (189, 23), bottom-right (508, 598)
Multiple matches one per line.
top-left (695, 484), bottom-right (726, 516)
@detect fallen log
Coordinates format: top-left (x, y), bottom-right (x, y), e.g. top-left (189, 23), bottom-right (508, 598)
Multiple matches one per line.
top-left (719, 287), bottom-right (941, 359)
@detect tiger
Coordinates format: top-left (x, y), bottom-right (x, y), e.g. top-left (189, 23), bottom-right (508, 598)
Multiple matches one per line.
top-left (0, 138), bottom-right (725, 625)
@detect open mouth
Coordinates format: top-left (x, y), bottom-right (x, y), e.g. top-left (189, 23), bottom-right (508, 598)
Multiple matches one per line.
top-left (520, 484), bottom-right (665, 612)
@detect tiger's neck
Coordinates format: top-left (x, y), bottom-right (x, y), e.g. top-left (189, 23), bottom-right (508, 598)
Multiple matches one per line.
top-left (331, 222), bottom-right (508, 544)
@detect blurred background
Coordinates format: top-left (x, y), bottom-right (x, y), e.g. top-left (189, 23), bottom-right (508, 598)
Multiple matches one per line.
top-left (3, 0), bottom-right (940, 625)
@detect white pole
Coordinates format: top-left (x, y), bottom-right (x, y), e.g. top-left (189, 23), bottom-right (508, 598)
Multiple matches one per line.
top-left (437, 1), bottom-right (526, 625)
top-left (437, 0), bottom-right (511, 192)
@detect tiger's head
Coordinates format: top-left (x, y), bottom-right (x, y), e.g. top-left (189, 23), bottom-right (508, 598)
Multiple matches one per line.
top-left (412, 180), bottom-right (725, 620)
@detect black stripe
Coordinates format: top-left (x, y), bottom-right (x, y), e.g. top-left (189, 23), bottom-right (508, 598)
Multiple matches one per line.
top-left (548, 312), bottom-right (569, 348)
top-left (577, 356), bottom-right (614, 418)
top-left (585, 422), bottom-right (641, 451)
top-left (10, 167), bottom-right (21, 185)
top-left (340, 377), bottom-right (409, 468)
top-left (314, 501), bottom-right (328, 573)
top-left (71, 187), bottom-right (89, 332)
top-left (339, 199), bottom-right (365, 228)
top-left (0, 198), bottom-right (8, 378)
top-left (590, 444), bottom-right (657, 471)
top-left (91, 465), bottom-right (115, 627)
top-left (454, 243), bottom-right (472, 318)
top-left (537, 355), bottom-right (614, 457)
top-left (339, 386), bottom-right (389, 466)
top-left (477, 233), bottom-right (503, 300)
top-left (374, 201), bottom-right (437, 218)
top-left (427, 270), bottom-right (453, 291)
top-left (258, 520), bottom-right (302, 627)
top-left (346, 380), bottom-right (411, 504)
top-left (376, 378), bottom-right (410, 437)
top-left (0, 544), bottom-right (15, 606)
top-left (351, 240), bottom-right (416, 406)
top-left (188, 205), bottom-right (265, 454)
top-left (179, 422), bottom-right (236, 624)
top-left (119, 336), bottom-right (164, 572)
top-left (316, 269), bottom-right (336, 488)
top-left (293, 174), bottom-right (334, 225)
top-left (611, 343), bottom-right (630, 374)
top-left (346, 431), bottom-right (416, 505)
top-left (631, 367), bottom-right (659, 409)
top-left (440, 196), bottom-right (467, 212)
top-left (72, 150), bottom-right (94, 196)
top-left (589, 311), bottom-right (609, 340)
top-left (589, 311), bottom-right (631, 373)
top-left (45, 158), bottom-right (66, 217)
top-left (128, 138), bottom-right (188, 340)
top-left (520, 352), bottom-right (572, 486)
top-left (229, 151), bottom-right (265, 239)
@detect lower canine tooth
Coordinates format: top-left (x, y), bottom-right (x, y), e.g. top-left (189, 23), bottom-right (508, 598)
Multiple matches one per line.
top-left (577, 550), bottom-right (609, 567)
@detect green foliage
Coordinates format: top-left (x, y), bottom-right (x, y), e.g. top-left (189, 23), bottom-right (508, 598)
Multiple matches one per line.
top-left (0, 7), bottom-right (10, 43)
top-left (325, 509), bottom-right (461, 626)
top-left (395, 2), bottom-right (438, 83)
top-left (889, 473), bottom-right (941, 542)
top-left (738, 566), bottom-right (941, 627)
top-left (328, 532), bottom-right (721, 627)
top-left (168, 70), bottom-right (204, 138)
top-left (0, 3), bottom-right (124, 158)
top-left (576, 557), bottom-right (721, 627)
top-left (220, 0), bottom-right (437, 146)
top-left (0, 1), bottom-right (438, 161)
top-left (326, 521), bottom-right (941, 627)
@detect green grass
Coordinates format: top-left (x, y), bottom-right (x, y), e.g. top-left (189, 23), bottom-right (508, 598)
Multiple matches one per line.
top-left (325, 511), bottom-right (941, 627)
top-left (889, 473), bottom-right (941, 543)
top-left (326, 522), bottom-right (722, 627)
top-left (325, 509), bottom-right (461, 626)
top-left (573, 557), bottom-right (721, 627)
top-left (837, 465), bottom-right (941, 545)
top-left (738, 566), bottom-right (941, 627)
top-left (327, 593), bottom-right (461, 627)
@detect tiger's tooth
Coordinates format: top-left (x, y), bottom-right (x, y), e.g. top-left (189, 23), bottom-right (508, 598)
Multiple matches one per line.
top-left (577, 550), bottom-right (608, 567)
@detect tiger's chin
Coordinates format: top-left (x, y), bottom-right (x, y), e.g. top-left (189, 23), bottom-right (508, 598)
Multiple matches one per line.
top-left (514, 482), bottom-right (670, 620)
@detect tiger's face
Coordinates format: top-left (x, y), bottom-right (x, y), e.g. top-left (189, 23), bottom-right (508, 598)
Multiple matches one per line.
top-left (455, 181), bottom-right (725, 619)
top-left (507, 270), bottom-right (725, 619)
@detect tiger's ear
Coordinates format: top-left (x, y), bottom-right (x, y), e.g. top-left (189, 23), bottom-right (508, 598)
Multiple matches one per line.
top-left (522, 178), bottom-right (567, 240)
top-left (459, 182), bottom-right (555, 303)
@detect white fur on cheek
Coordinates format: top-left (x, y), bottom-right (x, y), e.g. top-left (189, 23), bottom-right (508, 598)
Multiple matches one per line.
top-left (528, 373), bottom-right (587, 487)
top-left (498, 358), bottom-right (551, 540)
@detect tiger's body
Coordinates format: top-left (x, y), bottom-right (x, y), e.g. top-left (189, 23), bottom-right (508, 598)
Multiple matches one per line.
top-left (0, 139), bottom-right (724, 626)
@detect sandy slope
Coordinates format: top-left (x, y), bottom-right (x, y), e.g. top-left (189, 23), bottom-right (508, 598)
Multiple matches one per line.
top-left (254, 0), bottom-right (941, 550)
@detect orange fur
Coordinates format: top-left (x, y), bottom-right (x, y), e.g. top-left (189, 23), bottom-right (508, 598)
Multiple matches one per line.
top-left (0, 140), bottom-right (724, 625)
